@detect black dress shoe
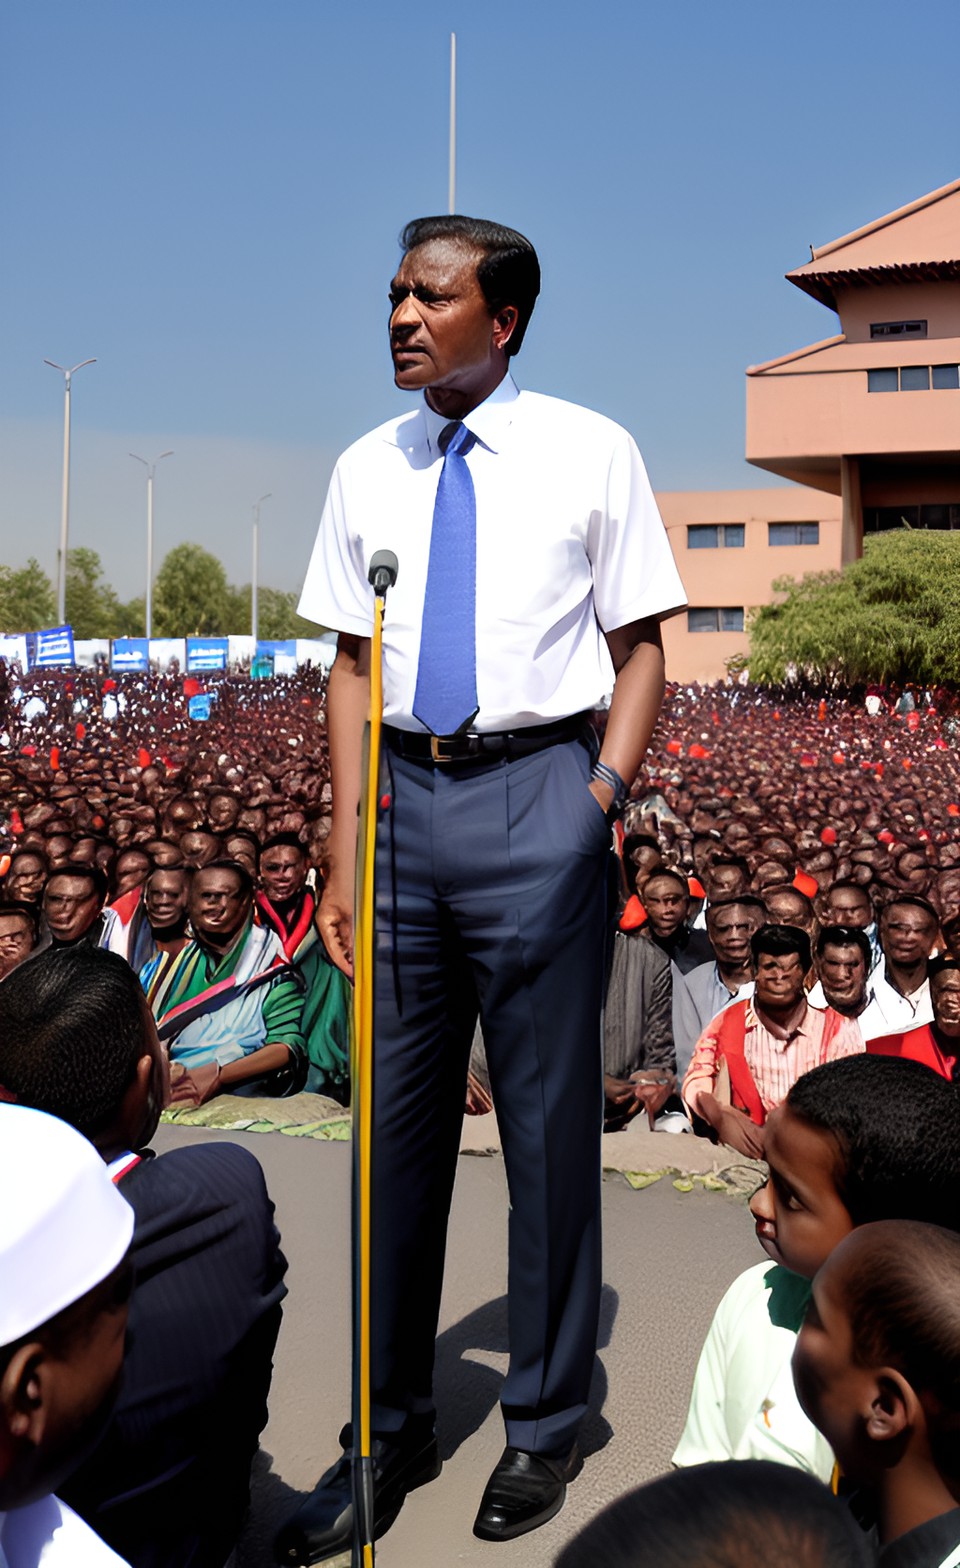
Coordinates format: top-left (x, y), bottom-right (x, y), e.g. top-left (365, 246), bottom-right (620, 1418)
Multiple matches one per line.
top-left (273, 1423), bottom-right (441, 1565)
top-left (473, 1444), bottom-right (581, 1542)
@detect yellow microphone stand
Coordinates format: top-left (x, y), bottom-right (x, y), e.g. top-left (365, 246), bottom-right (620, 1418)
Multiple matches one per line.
top-left (351, 550), bottom-right (397, 1568)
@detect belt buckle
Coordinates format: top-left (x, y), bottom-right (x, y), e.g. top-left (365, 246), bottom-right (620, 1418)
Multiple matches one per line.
top-left (429, 733), bottom-right (458, 763)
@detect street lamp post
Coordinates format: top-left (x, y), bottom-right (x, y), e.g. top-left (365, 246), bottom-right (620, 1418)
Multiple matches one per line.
top-left (44, 358), bottom-right (96, 623)
top-left (130, 450), bottom-right (174, 640)
top-left (251, 493), bottom-right (271, 643)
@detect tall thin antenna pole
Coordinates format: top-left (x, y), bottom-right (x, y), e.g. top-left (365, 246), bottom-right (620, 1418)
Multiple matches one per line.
top-left (448, 32), bottom-right (456, 214)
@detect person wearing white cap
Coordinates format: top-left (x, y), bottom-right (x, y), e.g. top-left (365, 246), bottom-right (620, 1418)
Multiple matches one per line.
top-left (0, 1102), bottom-right (134, 1567)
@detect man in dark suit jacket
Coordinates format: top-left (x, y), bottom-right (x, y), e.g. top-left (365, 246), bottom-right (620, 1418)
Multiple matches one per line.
top-left (603, 928), bottom-right (676, 1130)
top-left (0, 945), bottom-right (287, 1568)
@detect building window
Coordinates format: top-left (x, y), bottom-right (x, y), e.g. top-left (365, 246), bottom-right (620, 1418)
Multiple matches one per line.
top-left (687, 524), bottom-right (745, 549)
top-left (867, 364), bottom-right (959, 392)
top-left (768, 523), bottom-right (820, 546)
top-left (688, 607), bottom-right (745, 633)
top-left (900, 365), bottom-right (930, 391)
top-left (870, 320), bottom-right (927, 339)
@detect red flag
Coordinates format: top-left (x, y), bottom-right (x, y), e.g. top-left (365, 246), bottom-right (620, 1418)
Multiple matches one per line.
top-left (75, 722), bottom-right (85, 741)
top-left (50, 746), bottom-right (60, 771)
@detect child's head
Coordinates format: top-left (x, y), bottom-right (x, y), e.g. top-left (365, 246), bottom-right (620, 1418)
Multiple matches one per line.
top-left (0, 1104), bottom-right (134, 1510)
top-left (793, 1220), bottom-right (960, 1492)
top-left (749, 1055), bottom-right (960, 1277)
top-left (552, 1458), bottom-right (872, 1568)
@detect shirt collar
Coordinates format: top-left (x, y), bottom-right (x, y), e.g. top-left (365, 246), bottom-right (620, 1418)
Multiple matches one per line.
top-left (419, 372), bottom-right (519, 457)
top-left (746, 996), bottom-right (811, 1043)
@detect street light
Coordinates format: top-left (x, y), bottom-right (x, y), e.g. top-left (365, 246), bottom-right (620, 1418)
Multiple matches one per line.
top-left (129, 450), bottom-right (174, 640)
top-left (44, 357), bottom-right (96, 622)
top-left (251, 493), bottom-right (271, 643)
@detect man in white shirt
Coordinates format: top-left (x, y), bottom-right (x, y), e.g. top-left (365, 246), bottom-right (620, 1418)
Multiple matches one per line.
top-left (0, 1104), bottom-right (134, 1567)
top-left (856, 895), bottom-right (937, 1041)
top-left (280, 215), bottom-right (685, 1559)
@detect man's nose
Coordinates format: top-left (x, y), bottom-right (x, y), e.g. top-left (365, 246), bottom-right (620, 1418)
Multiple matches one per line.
top-left (749, 1179), bottom-right (773, 1222)
top-left (390, 298), bottom-right (420, 335)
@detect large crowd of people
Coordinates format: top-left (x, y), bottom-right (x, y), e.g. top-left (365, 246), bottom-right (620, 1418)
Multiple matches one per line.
top-left (4, 662), bottom-right (960, 1565)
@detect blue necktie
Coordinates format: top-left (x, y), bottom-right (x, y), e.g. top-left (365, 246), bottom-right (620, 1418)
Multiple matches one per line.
top-left (413, 421), bottom-right (479, 737)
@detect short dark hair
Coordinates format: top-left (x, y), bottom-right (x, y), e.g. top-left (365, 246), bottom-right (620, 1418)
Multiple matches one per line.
top-left (837, 1221), bottom-right (960, 1477)
top-left (752, 922), bottom-right (811, 973)
top-left (224, 829), bottom-right (260, 868)
top-left (554, 1459), bottom-right (872, 1568)
top-left (816, 924), bottom-right (872, 968)
top-left (644, 868), bottom-right (688, 897)
top-left (929, 952), bottom-right (960, 984)
top-left (45, 861), bottom-right (107, 904)
top-left (399, 215), bottom-right (541, 357)
top-left (0, 947), bottom-right (148, 1139)
top-left (706, 894), bottom-right (766, 923)
top-left (786, 1056), bottom-right (960, 1229)
top-left (261, 832), bottom-right (306, 858)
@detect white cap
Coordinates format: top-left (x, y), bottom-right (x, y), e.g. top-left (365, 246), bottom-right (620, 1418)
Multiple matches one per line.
top-left (0, 1104), bottom-right (135, 1346)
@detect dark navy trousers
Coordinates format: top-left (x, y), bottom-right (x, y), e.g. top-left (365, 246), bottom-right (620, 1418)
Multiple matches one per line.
top-left (371, 733), bottom-right (608, 1456)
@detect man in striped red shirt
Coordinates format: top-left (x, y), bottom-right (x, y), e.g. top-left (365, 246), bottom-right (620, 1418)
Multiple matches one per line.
top-left (682, 924), bottom-right (864, 1158)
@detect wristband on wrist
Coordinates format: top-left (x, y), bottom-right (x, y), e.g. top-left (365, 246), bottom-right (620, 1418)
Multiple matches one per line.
top-left (591, 760), bottom-right (627, 814)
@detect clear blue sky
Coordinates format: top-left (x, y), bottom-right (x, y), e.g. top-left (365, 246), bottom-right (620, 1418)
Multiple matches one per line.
top-left (1, 0), bottom-right (957, 602)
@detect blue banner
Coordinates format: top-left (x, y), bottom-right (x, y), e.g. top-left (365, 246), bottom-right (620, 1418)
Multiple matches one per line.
top-left (32, 625), bottom-right (75, 668)
top-left (111, 637), bottom-right (150, 673)
top-left (188, 693), bottom-right (213, 721)
top-left (186, 637), bottom-right (229, 672)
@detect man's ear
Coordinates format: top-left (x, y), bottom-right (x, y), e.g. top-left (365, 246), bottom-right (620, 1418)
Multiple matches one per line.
top-left (0, 1343), bottom-right (48, 1448)
top-left (492, 305), bottom-right (518, 352)
top-left (865, 1369), bottom-right (916, 1444)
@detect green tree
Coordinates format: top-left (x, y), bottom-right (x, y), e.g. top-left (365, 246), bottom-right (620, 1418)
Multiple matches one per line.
top-left (64, 547), bottom-right (126, 639)
top-left (748, 530), bottom-right (960, 686)
top-left (0, 559), bottom-right (56, 632)
top-left (153, 544), bottom-right (230, 636)
top-left (225, 583), bottom-right (321, 639)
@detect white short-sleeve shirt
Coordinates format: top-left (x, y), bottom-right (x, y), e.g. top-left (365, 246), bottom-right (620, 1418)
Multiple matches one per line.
top-left (299, 375), bottom-right (686, 731)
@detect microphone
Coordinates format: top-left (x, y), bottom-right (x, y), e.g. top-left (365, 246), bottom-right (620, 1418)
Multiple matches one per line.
top-left (368, 550), bottom-right (399, 597)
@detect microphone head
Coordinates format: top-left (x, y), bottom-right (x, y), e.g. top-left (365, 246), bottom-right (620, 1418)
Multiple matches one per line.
top-left (368, 550), bottom-right (399, 594)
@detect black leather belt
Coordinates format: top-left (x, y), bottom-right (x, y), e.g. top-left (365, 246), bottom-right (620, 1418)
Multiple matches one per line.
top-left (385, 713), bottom-right (591, 766)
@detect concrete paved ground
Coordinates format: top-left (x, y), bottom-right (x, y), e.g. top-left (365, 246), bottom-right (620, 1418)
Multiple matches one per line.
top-left (154, 1125), bottom-right (762, 1568)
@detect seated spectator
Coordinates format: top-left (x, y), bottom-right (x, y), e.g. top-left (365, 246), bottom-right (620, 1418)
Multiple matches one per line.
top-left (857, 894), bottom-right (937, 1041)
top-left (808, 924), bottom-right (872, 1021)
top-left (36, 863), bottom-right (115, 953)
top-left (681, 924), bottom-right (863, 1157)
top-left (107, 866), bottom-right (191, 972)
top-left (256, 833), bottom-right (350, 1101)
top-left (640, 869), bottom-right (713, 974)
top-left (676, 895), bottom-right (765, 1077)
top-left (0, 901), bottom-right (38, 981)
top-left (145, 859), bottom-right (306, 1103)
top-left (554, 1460), bottom-right (871, 1568)
top-left (3, 848), bottom-right (48, 908)
top-left (0, 1101), bottom-right (135, 1567)
top-left (674, 1055), bottom-right (960, 1479)
top-left (869, 952), bottom-right (960, 1079)
top-left (602, 922), bottom-right (675, 1132)
top-left (819, 878), bottom-right (880, 968)
top-left (794, 1221), bottom-right (960, 1565)
top-left (0, 947), bottom-right (287, 1568)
